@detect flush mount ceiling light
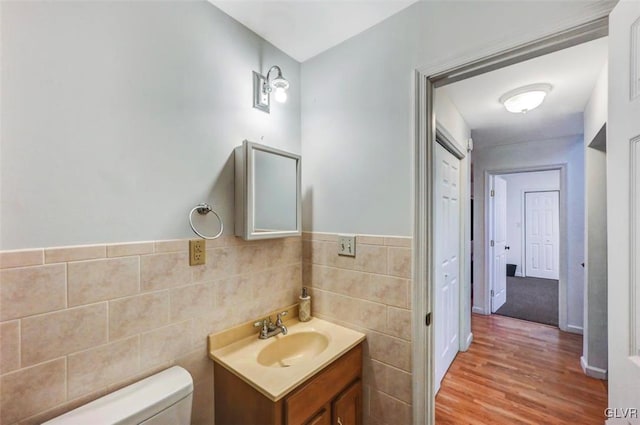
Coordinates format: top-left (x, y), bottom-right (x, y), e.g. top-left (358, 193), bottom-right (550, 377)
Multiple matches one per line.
top-left (499, 83), bottom-right (552, 114)
top-left (253, 65), bottom-right (290, 113)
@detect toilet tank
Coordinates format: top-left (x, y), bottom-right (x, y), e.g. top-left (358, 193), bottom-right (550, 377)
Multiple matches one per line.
top-left (43, 366), bottom-right (193, 425)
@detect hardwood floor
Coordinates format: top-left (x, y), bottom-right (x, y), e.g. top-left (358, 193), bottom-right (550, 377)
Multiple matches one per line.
top-left (435, 314), bottom-right (608, 425)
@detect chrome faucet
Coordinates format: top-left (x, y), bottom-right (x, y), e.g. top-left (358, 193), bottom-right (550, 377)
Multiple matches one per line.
top-left (254, 311), bottom-right (288, 339)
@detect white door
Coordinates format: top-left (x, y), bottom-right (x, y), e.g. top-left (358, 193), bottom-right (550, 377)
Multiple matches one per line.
top-left (608, 0), bottom-right (640, 414)
top-left (490, 176), bottom-right (507, 313)
top-left (434, 143), bottom-right (460, 392)
top-left (525, 191), bottom-right (560, 280)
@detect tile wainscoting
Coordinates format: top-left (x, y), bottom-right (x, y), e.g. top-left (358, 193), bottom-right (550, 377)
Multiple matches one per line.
top-left (0, 236), bottom-right (301, 425)
top-left (302, 232), bottom-right (413, 425)
top-left (0, 231), bottom-right (411, 425)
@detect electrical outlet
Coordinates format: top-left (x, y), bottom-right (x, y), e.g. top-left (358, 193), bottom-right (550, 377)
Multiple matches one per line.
top-left (189, 239), bottom-right (206, 266)
top-left (337, 234), bottom-right (356, 257)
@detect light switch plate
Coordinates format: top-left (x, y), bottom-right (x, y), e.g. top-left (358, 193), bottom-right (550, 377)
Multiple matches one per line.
top-left (189, 239), bottom-right (206, 266)
top-left (337, 234), bottom-right (356, 257)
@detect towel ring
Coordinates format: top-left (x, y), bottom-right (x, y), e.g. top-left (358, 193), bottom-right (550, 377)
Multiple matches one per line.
top-left (188, 203), bottom-right (223, 240)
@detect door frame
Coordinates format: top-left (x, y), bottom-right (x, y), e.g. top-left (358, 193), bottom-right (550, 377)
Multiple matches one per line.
top-left (483, 166), bottom-right (567, 329)
top-left (523, 189), bottom-right (561, 279)
top-left (411, 13), bottom-right (610, 425)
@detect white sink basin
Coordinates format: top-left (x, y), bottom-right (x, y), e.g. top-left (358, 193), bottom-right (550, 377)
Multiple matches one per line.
top-left (257, 331), bottom-right (330, 368)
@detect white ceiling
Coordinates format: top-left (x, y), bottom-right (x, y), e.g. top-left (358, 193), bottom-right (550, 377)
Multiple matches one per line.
top-left (439, 37), bottom-right (608, 147)
top-left (209, 0), bottom-right (418, 62)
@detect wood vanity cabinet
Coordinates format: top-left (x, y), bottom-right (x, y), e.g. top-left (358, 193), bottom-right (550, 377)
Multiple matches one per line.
top-left (214, 343), bottom-right (363, 425)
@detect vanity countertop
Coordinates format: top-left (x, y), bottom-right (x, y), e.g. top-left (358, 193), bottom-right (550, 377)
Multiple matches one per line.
top-left (208, 316), bottom-right (365, 401)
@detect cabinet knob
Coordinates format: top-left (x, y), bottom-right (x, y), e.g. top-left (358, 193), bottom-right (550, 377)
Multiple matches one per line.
top-left (337, 418), bottom-right (343, 425)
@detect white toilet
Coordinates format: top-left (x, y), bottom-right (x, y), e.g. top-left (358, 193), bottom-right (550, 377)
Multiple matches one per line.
top-left (43, 366), bottom-right (194, 425)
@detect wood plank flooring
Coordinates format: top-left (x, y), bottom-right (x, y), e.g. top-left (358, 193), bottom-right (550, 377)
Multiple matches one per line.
top-left (435, 314), bottom-right (608, 425)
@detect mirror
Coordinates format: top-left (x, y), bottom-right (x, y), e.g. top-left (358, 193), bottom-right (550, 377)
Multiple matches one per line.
top-left (235, 141), bottom-right (301, 240)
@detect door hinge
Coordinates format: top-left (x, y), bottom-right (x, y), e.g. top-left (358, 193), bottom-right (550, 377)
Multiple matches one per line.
top-left (425, 313), bottom-right (432, 327)
top-left (490, 189), bottom-right (495, 197)
top-left (491, 290), bottom-right (494, 297)
top-left (490, 240), bottom-right (495, 247)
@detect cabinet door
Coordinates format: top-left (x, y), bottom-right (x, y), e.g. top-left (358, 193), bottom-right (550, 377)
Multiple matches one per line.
top-left (305, 406), bottom-right (331, 425)
top-left (332, 380), bottom-right (362, 425)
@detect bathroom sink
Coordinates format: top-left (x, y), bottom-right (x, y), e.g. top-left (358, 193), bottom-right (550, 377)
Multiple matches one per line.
top-left (209, 316), bottom-right (365, 401)
top-left (257, 331), bottom-right (330, 368)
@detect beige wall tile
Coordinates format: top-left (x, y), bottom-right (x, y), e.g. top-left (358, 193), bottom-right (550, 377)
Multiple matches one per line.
top-left (369, 389), bottom-right (411, 425)
top-left (140, 321), bottom-right (192, 369)
top-left (359, 235), bottom-right (385, 245)
top-left (106, 363), bottom-right (170, 393)
top-left (21, 303), bottom-right (108, 366)
top-left (191, 379), bottom-right (214, 425)
top-left (302, 240), bottom-right (312, 262)
top-left (236, 245), bottom-right (267, 274)
top-left (307, 241), bottom-right (328, 265)
top-left (307, 232), bottom-right (337, 242)
top-left (355, 245), bottom-right (388, 274)
top-left (366, 274), bottom-right (409, 308)
top-left (0, 249), bottom-right (43, 269)
top-left (169, 282), bottom-right (214, 322)
top-left (67, 336), bottom-right (139, 399)
top-left (17, 388), bottom-right (108, 425)
top-left (311, 289), bottom-right (386, 331)
top-left (45, 245), bottom-right (106, 263)
top-left (367, 331), bottom-right (411, 372)
top-left (190, 308), bottom-right (229, 351)
top-left (388, 247), bottom-right (411, 278)
top-left (68, 257), bottom-right (139, 306)
top-left (140, 252), bottom-right (191, 291)
top-left (367, 360), bottom-right (412, 404)
top-left (384, 237), bottom-right (412, 248)
top-left (264, 239), bottom-right (302, 267)
top-left (192, 247), bottom-right (237, 283)
top-left (154, 239), bottom-right (188, 253)
top-left (387, 307), bottom-right (411, 341)
top-left (107, 242), bottom-right (154, 257)
top-left (316, 266), bottom-right (368, 292)
top-left (109, 291), bottom-right (169, 340)
top-left (0, 321), bottom-right (20, 373)
top-left (174, 348), bottom-right (213, 385)
top-left (0, 358), bottom-right (66, 424)
top-left (0, 264), bottom-right (66, 321)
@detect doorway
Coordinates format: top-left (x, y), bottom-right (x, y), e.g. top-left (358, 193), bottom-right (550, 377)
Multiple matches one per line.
top-left (486, 170), bottom-right (562, 327)
top-left (412, 15), bottom-right (610, 425)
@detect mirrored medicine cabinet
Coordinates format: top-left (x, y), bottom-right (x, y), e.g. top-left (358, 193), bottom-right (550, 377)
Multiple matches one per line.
top-left (234, 140), bottom-right (301, 240)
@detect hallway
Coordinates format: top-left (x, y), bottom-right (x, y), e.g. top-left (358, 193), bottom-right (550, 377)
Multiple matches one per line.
top-left (435, 314), bottom-right (607, 424)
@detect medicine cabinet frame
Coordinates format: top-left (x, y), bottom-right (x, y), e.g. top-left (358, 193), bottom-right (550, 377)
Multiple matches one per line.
top-left (234, 140), bottom-right (302, 240)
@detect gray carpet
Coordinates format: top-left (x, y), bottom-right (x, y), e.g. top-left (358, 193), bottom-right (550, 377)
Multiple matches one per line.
top-left (495, 276), bottom-right (559, 326)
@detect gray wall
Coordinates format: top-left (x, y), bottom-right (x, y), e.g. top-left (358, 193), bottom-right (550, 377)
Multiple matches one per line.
top-left (473, 135), bottom-right (585, 331)
top-left (300, 0), bottom-right (611, 236)
top-left (583, 62), bottom-right (608, 375)
top-left (1, 1), bottom-right (301, 250)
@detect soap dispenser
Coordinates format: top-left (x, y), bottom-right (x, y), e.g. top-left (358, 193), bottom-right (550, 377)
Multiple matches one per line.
top-left (299, 287), bottom-right (311, 322)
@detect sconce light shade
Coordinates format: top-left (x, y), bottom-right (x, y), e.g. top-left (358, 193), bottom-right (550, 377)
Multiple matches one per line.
top-left (499, 83), bottom-right (552, 114)
top-left (253, 65), bottom-right (289, 113)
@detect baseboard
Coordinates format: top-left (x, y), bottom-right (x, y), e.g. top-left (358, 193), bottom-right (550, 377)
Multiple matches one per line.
top-left (581, 356), bottom-right (608, 380)
top-left (567, 324), bottom-right (584, 335)
top-left (462, 332), bottom-right (474, 351)
top-left (472, 306), bottom-right (486, 315)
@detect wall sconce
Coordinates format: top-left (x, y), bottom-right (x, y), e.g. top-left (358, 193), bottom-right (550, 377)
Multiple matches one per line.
top-left (253, 65), bottom-right (289, 113)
